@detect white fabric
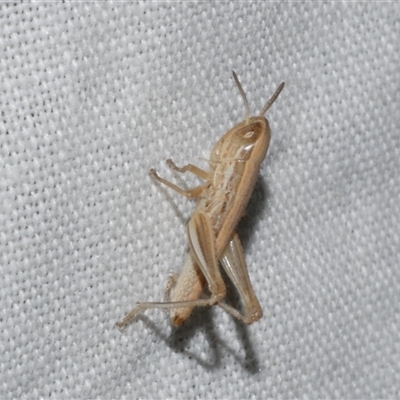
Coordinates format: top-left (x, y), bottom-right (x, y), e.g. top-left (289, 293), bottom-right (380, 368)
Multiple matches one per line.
top-left (1, 3), bottom-right (399, 398)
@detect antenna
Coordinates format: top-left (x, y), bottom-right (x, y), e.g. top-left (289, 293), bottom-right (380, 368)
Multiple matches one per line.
top-left (259, 82), bottom-right (285, 116)
top-left (232, 71), bottom-right (250, 123)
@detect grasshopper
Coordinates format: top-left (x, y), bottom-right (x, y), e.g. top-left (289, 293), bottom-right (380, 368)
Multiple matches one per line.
top-left (117, 72), bottom-right (284, 327)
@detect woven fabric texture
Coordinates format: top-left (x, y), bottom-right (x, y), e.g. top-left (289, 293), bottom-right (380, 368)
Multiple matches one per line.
top-left (1, 3), bottom-right (399, 399)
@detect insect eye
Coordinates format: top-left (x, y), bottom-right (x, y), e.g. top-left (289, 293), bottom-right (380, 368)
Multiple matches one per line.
top-left (244, 131), bottom-right (255, 138)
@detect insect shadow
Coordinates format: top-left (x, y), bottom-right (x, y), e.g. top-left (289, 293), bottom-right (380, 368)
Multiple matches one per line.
top-left (136, 175), bottom-right (270, 373)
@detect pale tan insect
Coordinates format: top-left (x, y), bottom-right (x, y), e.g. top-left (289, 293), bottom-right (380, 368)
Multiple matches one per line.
top-left (117, 71), bottom-right (284, 328)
